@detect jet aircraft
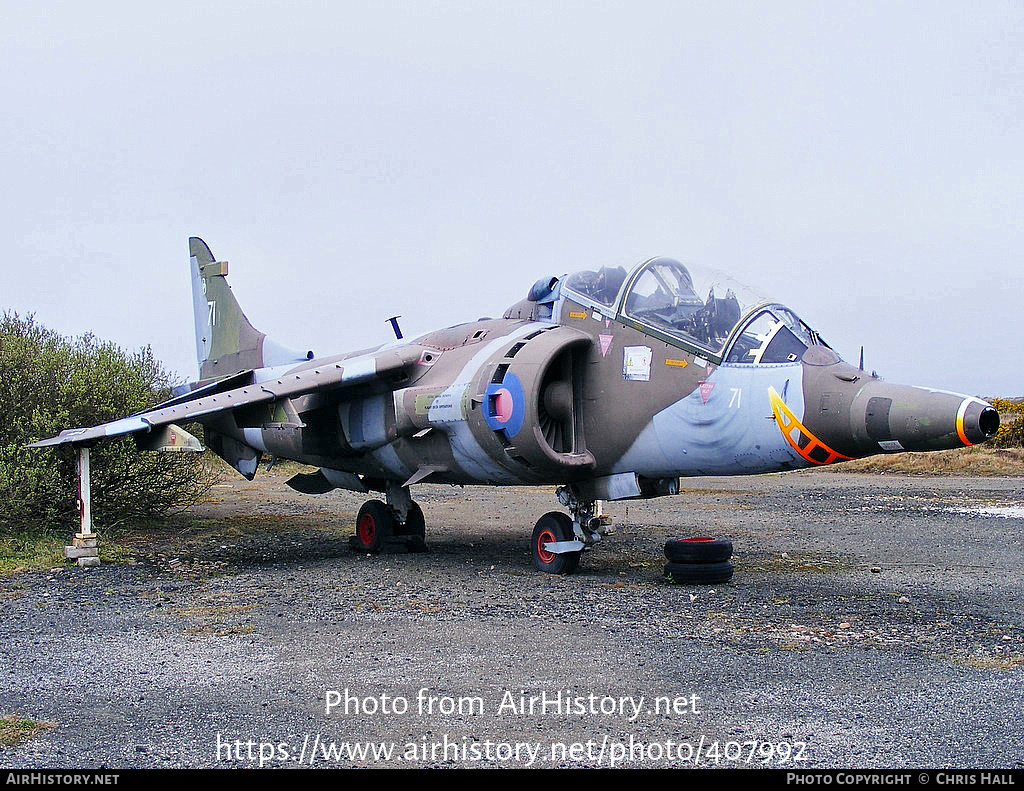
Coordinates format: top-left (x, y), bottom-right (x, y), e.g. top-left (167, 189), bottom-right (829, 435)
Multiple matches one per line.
top-left (30, 238), bottom-right (1001, 573)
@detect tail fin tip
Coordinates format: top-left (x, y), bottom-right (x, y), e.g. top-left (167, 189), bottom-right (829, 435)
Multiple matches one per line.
top-left (189, 236), bottom-right (263, 379)
top-left (187, 236), bottom-right (313, 380)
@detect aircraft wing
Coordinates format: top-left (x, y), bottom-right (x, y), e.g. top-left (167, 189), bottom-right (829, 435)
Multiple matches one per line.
top-left (26, 345), bottom-right (423, 449)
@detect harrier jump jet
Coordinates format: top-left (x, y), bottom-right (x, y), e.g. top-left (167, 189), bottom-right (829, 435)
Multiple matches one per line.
top-left (30, 238), bottom-right (1000, 573)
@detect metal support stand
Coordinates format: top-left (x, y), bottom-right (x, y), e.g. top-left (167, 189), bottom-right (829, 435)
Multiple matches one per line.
top-left (64, 446), bottom-right (100, 568)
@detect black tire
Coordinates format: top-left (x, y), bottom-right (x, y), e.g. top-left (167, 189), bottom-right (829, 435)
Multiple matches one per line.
top-left (397, 502), bottom-right (428, 552)
top-left (354, 500), bottom-right (394, 553)
top-left (531, 512), bottom-right (580, 574)
top-left (664, 536), bottom-right (732, 564)
top-left (395, 502), bottom-right (425, 538)
top-left (664, 560), bottom-right (734, 585)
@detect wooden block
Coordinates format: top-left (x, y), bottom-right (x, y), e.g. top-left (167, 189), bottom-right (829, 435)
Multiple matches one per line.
top-left (64, 546), bottom-right (99, 560)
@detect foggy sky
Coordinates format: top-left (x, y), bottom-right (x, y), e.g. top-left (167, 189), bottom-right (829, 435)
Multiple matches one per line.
top-left (3, 1), bottom-right (1021, 396)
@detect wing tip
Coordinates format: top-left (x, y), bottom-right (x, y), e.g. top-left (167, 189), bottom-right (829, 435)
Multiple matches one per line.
top-left (25, 428), bottom-right (89, 449)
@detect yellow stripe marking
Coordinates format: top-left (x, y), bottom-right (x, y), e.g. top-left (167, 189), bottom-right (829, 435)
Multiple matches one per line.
top-left (955, 397), bottom-right (986, 446)
top-left (769, 386), bottom-right (852, 466)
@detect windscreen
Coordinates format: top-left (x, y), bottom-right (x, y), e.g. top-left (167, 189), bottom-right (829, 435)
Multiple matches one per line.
top-left (563, 256), bottom-right (823, 361)
top-left (621, 258), bottom-right (755, 354)
top-left (725, 308), bottom-right (820, 365)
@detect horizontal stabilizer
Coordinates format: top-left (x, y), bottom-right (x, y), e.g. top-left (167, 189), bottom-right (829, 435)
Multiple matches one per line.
top-left (141, 370), bottom-right (256, 414)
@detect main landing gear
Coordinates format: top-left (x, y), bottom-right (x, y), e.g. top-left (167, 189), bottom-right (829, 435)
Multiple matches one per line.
top-left (529, 486), bottom-right (612, 574)
top-left (350, 482), bottom-right (427, 554)
top-left (350, 482), bottom-right (610, 574)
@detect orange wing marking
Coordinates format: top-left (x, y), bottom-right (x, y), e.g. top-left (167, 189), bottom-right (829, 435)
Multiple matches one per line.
top-left (768, 386), bottom-right (852, 466)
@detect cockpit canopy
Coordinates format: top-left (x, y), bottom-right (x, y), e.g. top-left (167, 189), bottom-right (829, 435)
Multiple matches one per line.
top-left (560, 256), bottom-right (826, 363)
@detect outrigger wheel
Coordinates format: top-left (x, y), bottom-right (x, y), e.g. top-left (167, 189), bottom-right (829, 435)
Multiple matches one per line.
top-left (531, 512), bottom-right (581, 574)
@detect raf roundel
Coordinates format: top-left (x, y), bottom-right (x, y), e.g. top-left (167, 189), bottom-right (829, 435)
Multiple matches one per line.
top-left (484, 372), bottom-right (526, 438)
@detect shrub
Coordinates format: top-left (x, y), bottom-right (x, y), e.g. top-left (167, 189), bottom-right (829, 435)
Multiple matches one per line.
top-left (989, 398), bottom-right (1024, 449)
top-left (0, 313), bottom-right (213, 533)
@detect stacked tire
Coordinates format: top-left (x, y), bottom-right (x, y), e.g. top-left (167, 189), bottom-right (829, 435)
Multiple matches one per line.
top-left (663, 536), bottom-right (733, 585)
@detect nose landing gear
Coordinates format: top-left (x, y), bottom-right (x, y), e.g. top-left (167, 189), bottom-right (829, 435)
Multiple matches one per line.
top-left (530, 486), bottom-right (612, 574)
top-left (530, 512), bottom-right (581, 574)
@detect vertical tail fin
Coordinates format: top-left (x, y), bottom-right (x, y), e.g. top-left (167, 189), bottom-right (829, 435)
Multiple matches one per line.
top-left (189, 237), bottom-right (311, 380)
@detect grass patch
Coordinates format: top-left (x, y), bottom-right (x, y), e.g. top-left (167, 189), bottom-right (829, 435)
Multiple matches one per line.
top-left (828, 446), bottom-right (1024, 476)
top-left (165, 599), bottom-right (259, 636)
top-left (353, 597), bottom-right (449, 615)
top-left (950, 653), bottom-right (1024, 670)
top-left (185, 624), bottom-right (257, 636)
top-left (0, 534), bottom-right (66, 575)
top-left (0, 714), bottom-right (55, 746)
top-left (0, 532), bottom-right (137, 577)
top-left (2, 511), bottom-right (358, 581)
top-left (168, 603), bottom-right (257, 619)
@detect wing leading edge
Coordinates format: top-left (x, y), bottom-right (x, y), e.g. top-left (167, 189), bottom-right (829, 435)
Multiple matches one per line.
top-left (26, 345), bottom-right (424, 450)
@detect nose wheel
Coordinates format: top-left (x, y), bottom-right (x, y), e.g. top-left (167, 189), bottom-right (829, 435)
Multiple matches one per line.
top-left (529, 487), bottom-right (613, 574)
top-left (531, 512), bottom-right (582, 574)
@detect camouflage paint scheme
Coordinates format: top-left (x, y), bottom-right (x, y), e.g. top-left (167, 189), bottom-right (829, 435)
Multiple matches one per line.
top-left (30, 238), bottom-right (1000, 572)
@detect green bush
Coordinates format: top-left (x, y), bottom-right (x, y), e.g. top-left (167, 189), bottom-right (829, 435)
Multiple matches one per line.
top-left (989, 399), bottom-right (1024, 449)
top-left (0, 313), bottom-right (213, 533)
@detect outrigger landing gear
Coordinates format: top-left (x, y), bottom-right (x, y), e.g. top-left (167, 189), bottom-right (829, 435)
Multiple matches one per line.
top-left (350, 482), bottom-right (427, 554)
top-left (530, 486), bottom-right (613, 574)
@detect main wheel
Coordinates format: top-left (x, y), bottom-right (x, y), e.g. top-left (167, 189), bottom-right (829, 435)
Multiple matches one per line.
top-left (395, 502), bottom-right (425, 538)
top-left (531, 512), bottom-right (580, 574)
top-left (354, 500), bottom-right (394, 553)
top-left (396, 502), bottom-right (428, 552)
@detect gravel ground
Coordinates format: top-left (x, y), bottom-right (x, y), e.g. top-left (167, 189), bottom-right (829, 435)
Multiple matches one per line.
top-left (1, 469), bottom-right (1023, 769)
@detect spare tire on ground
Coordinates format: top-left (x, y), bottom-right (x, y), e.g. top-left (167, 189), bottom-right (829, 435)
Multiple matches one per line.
top-left (664, 560), bottom-right (734, 585)
top-left (664, 536), bottom-right (732, 564)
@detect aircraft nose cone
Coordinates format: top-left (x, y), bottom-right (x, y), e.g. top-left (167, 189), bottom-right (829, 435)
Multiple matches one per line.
top-left (853, 386), bottom-right (998, 454)
top-left (960, 400), bottom-right (1000, 445)
top-left (800, 363), bottom-right (1001, 460)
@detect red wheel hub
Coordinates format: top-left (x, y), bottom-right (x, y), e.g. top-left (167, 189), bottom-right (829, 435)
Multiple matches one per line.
top-left (536, 528), bottom-right (557, 564)
top-left (358, 513), bottom-right (377, 546)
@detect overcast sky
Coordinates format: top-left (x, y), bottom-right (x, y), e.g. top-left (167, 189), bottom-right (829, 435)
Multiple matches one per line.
top-left (3, 1), bottom-right (1021, 397)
